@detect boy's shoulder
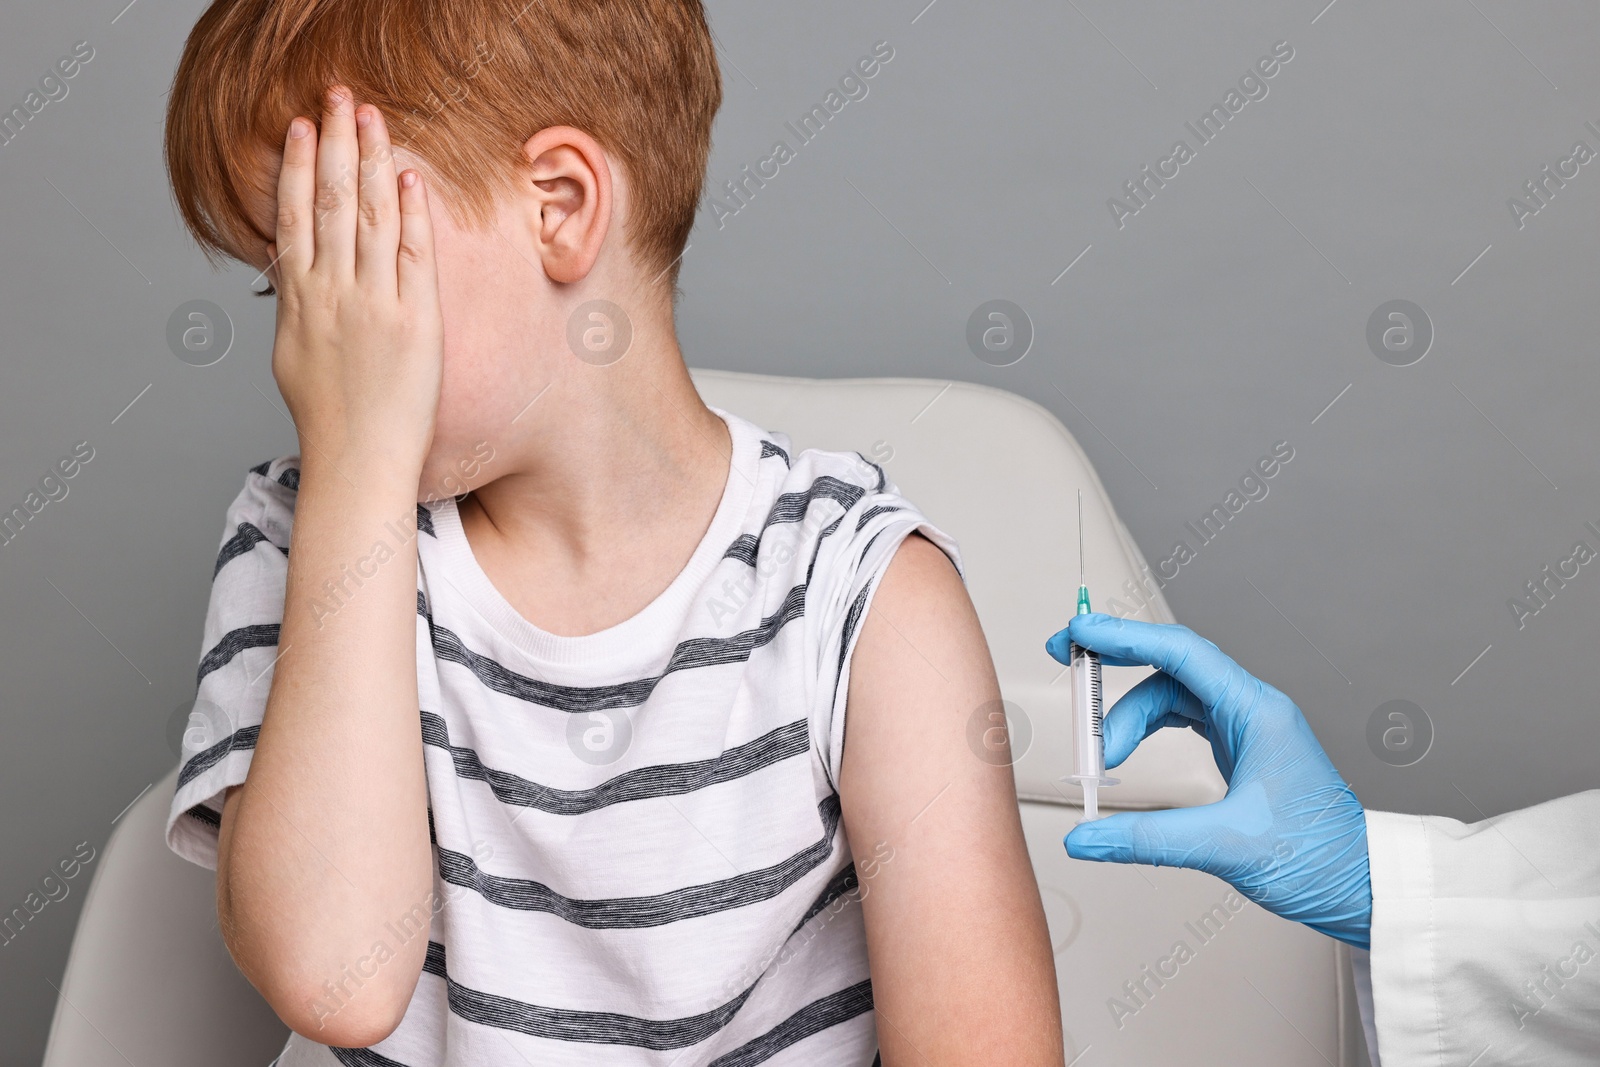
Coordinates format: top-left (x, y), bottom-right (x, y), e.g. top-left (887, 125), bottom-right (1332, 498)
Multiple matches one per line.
top-left (720, 408), bottom-right (933, 561)
top-left (740, 422), bottom-right (961, 581)
top-left (744, 421), bottom-right (892, 505)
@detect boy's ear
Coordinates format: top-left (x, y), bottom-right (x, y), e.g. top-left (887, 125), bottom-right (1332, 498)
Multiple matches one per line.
top-left (519, 125), bottom-right (612, 285)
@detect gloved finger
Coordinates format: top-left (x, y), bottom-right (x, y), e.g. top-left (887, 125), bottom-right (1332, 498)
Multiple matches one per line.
top-left (1066, 615), bottom-right (1256, 721)
top-left (1064, 799), bottom-right (1237, 876)
top-left (1044, 627), bottom-right (1144, 668)
top-left (1103, 675), bottom-right (1238, 783)
top-left (1100, 671), bottom-right (1206, 768)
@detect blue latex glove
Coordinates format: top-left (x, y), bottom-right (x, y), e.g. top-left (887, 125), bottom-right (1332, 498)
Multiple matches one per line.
top-left (1045, 614), bottom-right (1372, 950)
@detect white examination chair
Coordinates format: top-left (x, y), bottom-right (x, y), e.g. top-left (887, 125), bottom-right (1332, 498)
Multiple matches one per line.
top-left (42, 370), bottom-right (1369, 1066)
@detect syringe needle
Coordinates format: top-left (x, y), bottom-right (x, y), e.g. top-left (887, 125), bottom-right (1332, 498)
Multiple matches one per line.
top-left (1077, 488), bottom-right (1084, 588)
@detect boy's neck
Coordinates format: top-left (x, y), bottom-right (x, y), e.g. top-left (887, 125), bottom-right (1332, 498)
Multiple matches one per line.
top-left (451, 327), bottom-right (734, 637)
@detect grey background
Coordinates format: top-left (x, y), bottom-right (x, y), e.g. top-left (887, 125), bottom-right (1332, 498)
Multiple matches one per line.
top-left (2, 0), bottom-right (1597, 1061)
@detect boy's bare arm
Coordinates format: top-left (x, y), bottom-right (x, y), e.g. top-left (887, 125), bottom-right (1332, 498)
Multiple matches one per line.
top-left (840, 533), bottom-right (1065, 1066)
top-left (214, 85), bottom-right (444, 1046)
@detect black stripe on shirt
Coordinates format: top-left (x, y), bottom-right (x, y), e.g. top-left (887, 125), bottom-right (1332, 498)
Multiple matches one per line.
top-left (434, 794), bottom-right (843, 929)
top-left (416, 503), bottom-right (435, 538)
top-left (833, 582), bottom-right (872, 706)
top-left (722, 476), bottom-right (866, 568)
top-left (329, 1045), bottom-right (416, 1067)
top-left (175, 712), bottom-right (806, 833)
top-left (213, 522), bottom-right (287, 579)
top-left (707, 978), bottom-right (874, 1067)
top-left (195, 623), bottom-right (280, 687)
top-left (722, 533), bottom-right (762, 568)
top-left (422, 939), bottom-right (760, 1049)
top-left (853, 452), bottom-right (887, 492)
top-left (185, 803), bottom-right (221, 828)
top-left (759, 439), bottom-right (790, 467)
top-left (822, 580), bottom-right (876, 791)
top-left (801, 506), bottom-right (850, 589)
top-left (420, 583), bottom-right (807, 715)
top-left (855, 504), bottom-right (903, 532)
top-left (177, 723), bottom-right (261, 790)
top-left (758, 477), bottom-right (867, 536)
top-left (789, 863), bottom-right (859, 937)
top-left (421, 711), bottom-right (809, 816)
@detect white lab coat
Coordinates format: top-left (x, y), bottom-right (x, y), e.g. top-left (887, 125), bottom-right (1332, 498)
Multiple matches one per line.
top-left (1350, 791), bottom-right (1600, 1066)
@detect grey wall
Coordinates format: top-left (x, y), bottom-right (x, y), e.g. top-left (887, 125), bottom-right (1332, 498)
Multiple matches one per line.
top-left (2, 0), bottom-right (1597, 1061)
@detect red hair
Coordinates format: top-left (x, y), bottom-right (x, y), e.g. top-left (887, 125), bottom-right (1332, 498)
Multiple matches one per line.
top-left (164, 0), bottom-right (721, 290)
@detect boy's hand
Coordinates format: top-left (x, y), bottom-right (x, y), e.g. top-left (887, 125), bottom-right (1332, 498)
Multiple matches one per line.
top-left (265, 85), bottom-right (443, 481)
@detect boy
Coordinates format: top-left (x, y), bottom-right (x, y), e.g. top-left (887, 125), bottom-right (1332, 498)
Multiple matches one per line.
top-left (163, 1), bottom-right (1063, 1063)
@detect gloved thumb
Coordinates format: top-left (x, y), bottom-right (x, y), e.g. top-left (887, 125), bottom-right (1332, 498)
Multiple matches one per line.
top-left (1064, 801), bottom-right (1233, 873)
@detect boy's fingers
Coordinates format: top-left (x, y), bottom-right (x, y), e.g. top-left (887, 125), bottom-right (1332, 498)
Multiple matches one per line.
top-left (274, 117), bottom-right (316, 279)
top-left (263, 243), bottom-right (281, 291)
top-left (1100, 672), bottom-right (1205, 769)
top-left (395, 171), bottom-right (438, 308)
top-left (1066, 614), bottom-right (1249, 714)
top-left (312, 84), bottom-right (359, 277)
top-left (354, 104), bottom-right (400, 287)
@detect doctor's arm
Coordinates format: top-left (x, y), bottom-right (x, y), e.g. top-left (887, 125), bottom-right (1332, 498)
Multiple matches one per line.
top-left (1049, 613), bottom-right (1600, 1066)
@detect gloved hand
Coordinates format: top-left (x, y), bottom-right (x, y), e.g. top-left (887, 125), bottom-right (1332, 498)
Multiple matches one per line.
top-left (1044, 614), bottom-right (1372, 949)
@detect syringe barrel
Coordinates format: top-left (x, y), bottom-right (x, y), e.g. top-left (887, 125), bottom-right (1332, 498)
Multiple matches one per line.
top-left (1070, 641), bottom-right (1105, 780)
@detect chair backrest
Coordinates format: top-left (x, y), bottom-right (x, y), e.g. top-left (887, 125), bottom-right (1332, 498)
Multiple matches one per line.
top-left (44, 370), bottom-right (1364, 1067)
top-left (39, 762), bottom-right (289, 1067)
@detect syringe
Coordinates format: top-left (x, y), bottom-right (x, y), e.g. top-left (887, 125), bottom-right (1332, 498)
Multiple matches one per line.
top-left (1065, 489), bottom-right (1118, 821)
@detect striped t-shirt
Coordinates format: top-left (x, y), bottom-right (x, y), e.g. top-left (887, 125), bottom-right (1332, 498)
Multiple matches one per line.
top-left (166, 406), bottom-right (962, 1067)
